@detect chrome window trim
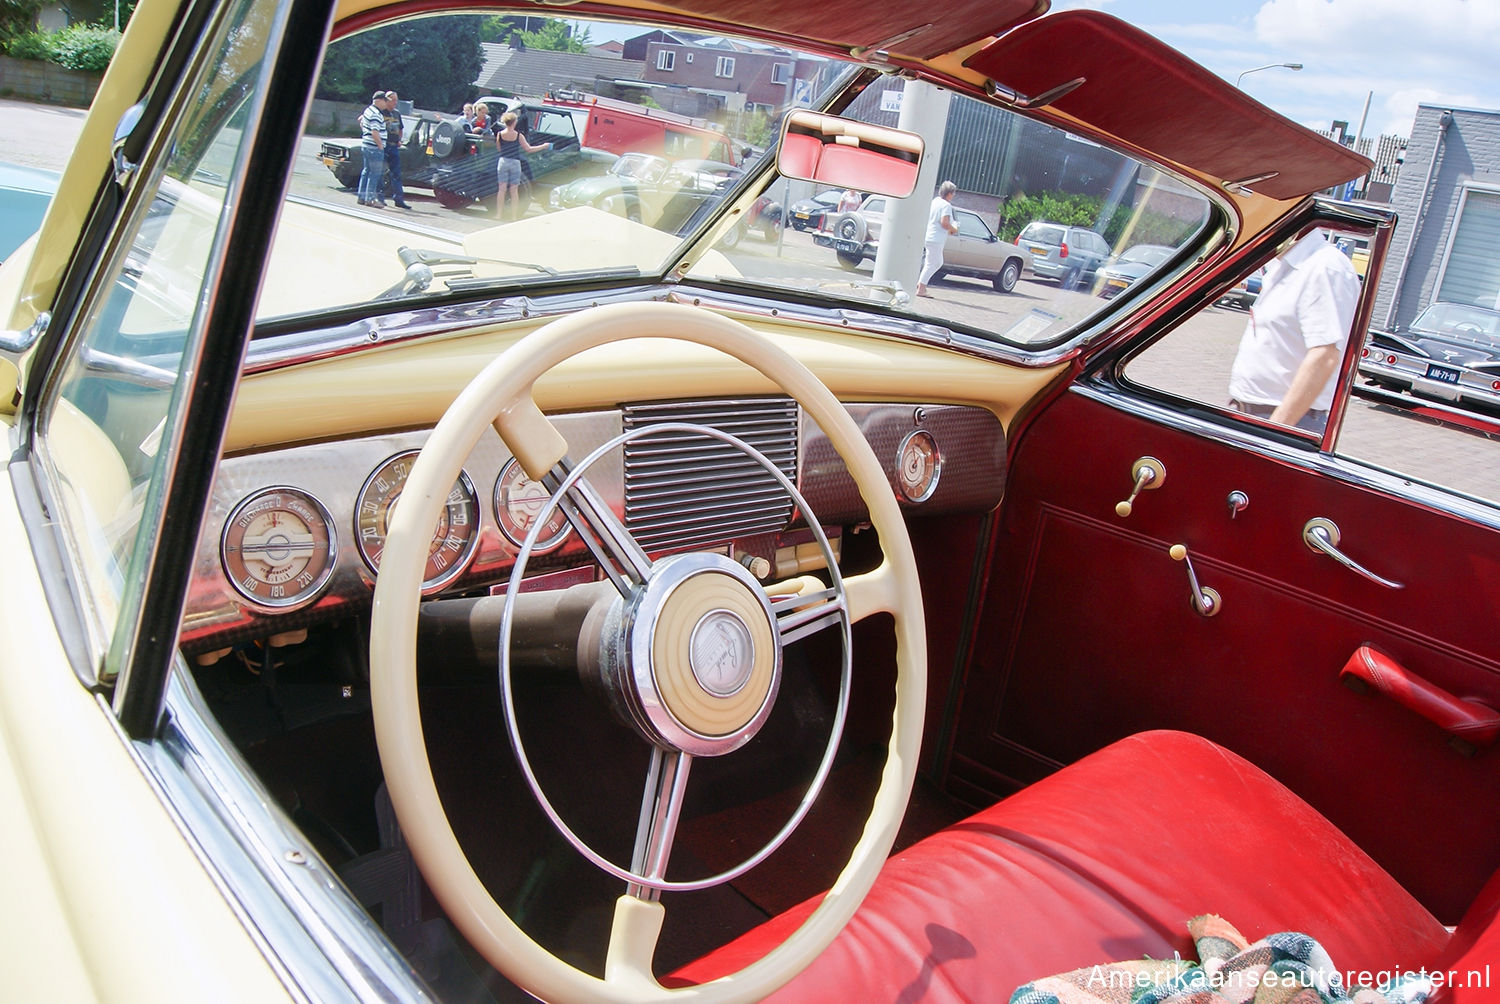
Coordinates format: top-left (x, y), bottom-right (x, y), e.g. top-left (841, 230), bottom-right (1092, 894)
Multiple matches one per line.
top-left (1075, 381), bottom-right (1500, 532)
top-left (140, 663), bottom-right (435, 1003)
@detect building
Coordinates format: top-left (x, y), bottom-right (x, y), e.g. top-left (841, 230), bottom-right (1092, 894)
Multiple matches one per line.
top-left (1374, 104), bottom-right (1500, 331)
top-left (629, 32), bottom-right (827, 117)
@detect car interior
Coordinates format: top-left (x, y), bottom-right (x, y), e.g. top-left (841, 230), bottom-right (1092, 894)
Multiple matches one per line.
top-left (11, 0), bottom-right (1500, 1000)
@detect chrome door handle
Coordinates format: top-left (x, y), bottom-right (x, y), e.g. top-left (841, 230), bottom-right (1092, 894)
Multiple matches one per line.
top-left (1302, 517), bottom-right (1404, 589)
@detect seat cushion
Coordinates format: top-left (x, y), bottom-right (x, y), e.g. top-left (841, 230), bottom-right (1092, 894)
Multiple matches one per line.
top-left (671, 731), bottom-right (1449, 1002)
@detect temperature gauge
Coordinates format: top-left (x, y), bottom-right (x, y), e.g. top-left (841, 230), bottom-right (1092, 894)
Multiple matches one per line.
top-left (494, 458), bottom-right (572, 553)
top-left (220, 487), bottom-right (337, 609)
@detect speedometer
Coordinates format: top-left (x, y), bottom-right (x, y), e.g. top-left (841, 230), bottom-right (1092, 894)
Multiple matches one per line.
top-left (355, 451), bottom-right (480, 592)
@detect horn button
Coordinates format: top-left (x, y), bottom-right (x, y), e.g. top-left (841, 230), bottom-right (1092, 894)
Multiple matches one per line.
top-left (619, 553), bottom-right (781, 755)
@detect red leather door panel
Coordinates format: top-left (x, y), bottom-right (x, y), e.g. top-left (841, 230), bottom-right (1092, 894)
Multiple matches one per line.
top-left (949, 388), bottom-right (1500, 923)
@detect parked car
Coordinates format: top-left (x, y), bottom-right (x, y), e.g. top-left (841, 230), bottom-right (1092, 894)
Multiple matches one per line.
top-left (1359, 301), bottom-right (1500, 414)
top-left (4, 1), bottom-right (1496, 1002)
top-left (0, 161), bottom-right (56, 262)
top-left (1096, 243), bottom-right (1174, 298)
top-left (318, 112), bottom-right (451, 193)
top-left (1219, 267), bottom-right (1264, 309)
top-left (786, 189), bottom-right (843, 231)
top-left (816, 195), bottom-right (1030, 292)
top-left (548, 153), bottom-right (741, 233)
top-left (1017, 220), bottom-right (1112, 288)
top-left (428, 100), bottom-right (610, 212)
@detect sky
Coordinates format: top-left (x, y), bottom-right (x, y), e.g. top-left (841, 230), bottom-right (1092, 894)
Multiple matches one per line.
top-left (1051, 0), bottom-right (1500, 141)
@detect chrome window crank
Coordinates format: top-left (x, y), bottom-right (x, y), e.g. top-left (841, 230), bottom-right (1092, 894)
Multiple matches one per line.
top-left (1168, 544), bottom-right (1221, 617)
top-left (1114, 457), bottom-right (1165, 517)
top-left (1302, 518), bottom-right (1404, 590)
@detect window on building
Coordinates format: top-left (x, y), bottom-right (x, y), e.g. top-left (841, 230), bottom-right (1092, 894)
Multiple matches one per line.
top-left (1436, 185), bottom-right (1500, 309)
top-left (772, 63), bottom-right (792, 84)
top-left (656, 50), bottom-right (675, 71)
top-left (715, 56), bottom-right (735, 78)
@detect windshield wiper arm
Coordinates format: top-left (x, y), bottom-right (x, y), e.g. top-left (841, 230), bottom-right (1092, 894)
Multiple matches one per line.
top-left (379, 244), bottom-right (561, 300)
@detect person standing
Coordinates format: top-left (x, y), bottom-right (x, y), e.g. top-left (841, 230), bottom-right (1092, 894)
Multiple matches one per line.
top-left (916, 180), bottom-right (960, 298)
top-left (357, 90), bottom-right (389, 207)
top-left (493, 111), bottom-right (551, 221)
top-left (1227, 229), bottom-right (1360, 432)
top-left (382, 90), bottom-right (411, 209)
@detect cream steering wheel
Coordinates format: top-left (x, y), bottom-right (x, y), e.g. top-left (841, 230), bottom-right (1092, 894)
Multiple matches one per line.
top-left (370, 301), bottom-right (926, 1002)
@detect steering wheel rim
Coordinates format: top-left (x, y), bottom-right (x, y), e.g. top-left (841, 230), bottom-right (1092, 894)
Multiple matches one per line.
top-left (370, 301), bottom-right (927, 1003)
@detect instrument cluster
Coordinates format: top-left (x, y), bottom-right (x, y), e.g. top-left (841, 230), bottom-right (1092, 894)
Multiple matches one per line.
top-left (184, 402), bottom-right (1005, 653)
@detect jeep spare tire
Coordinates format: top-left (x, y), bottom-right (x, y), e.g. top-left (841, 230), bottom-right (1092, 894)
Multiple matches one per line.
top-left (432, 119), bottom-right (466, 159)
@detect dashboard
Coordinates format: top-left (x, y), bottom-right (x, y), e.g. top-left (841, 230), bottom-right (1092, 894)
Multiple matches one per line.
top-left (183, 399), bottom-right (1007, 655)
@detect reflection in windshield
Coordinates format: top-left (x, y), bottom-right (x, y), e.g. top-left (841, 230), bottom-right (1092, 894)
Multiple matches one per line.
top-left (269, 11), bottom-right (1211, 347)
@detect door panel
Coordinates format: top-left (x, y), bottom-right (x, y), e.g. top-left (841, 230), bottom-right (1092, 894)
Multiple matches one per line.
top-left (950, 388), bottom-right (1500, 923)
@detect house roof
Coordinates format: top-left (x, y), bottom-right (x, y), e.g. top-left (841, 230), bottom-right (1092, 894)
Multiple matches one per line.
top-left (476, 45), bottom-right (646, 99)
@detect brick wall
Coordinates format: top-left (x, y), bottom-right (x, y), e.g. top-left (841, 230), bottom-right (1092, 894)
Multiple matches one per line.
top-left (0, 55), bottom-right (101, 108)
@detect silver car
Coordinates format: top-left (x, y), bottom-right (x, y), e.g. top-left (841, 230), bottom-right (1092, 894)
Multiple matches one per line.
top-left (1017, 221), bottom-right (1112, 288)
top-left (820, 196), bottom-right (1030, 293)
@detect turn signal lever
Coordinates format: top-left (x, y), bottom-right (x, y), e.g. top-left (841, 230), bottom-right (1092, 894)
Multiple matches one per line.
top-left (1115, 457), bottom-right (1165, 517)
top-left (1169, 544), bottom-right (1221, 617)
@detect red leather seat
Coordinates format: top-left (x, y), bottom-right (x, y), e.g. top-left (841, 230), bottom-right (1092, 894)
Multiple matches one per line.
top-left (673, 731), bottom-right (1457, 1002)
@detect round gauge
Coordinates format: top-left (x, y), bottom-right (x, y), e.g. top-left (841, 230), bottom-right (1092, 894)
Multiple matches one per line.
top-left (355, 451), bottom-right (480, 592)
top-left (494, 458), bottom-right (572, 553)
top-left (896, 429), bottom-right (941, 504)
top-left (221, 487), bottom-right (337, 610)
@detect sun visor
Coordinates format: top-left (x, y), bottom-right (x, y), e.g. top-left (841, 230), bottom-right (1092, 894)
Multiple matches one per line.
top-left (650, 0), bottom-right (1047, 59)
top-left (964, 11), bottom-right (1371, 200)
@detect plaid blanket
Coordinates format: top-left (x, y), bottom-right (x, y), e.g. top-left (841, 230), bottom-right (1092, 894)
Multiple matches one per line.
top-left (1011, 915), bottom-right (1433, 1004)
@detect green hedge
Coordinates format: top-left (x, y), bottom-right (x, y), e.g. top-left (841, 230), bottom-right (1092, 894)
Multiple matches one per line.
top-left (998, 190), bottom-right (1200, 251)
top-left (5, 24), bottom-right (119, 72)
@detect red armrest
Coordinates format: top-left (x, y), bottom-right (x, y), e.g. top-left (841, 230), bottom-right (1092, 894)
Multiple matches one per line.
top-left (1340, 645), bottom-right (1500, 752)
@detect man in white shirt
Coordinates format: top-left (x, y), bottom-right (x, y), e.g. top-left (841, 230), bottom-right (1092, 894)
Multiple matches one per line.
top-left (916, 180), bottom-right (960, 298)
top-left (1227, 229), bottom-right (1360, 432)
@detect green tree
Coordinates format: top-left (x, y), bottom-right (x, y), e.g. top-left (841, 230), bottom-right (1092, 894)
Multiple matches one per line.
top-left (0, 0), bottom-right (42, 48)
top-left (317, 15), bottom-right (484, 111)
top-left (519, 20), bottom-right (591, 53)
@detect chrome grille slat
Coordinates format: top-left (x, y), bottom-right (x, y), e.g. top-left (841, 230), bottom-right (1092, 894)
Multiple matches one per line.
top-left (622, 398), bottom-right (798, 553)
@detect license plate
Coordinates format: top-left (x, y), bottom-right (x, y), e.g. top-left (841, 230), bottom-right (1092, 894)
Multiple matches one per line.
top-left (1028, 247), bottom-right (1046, 256)
top-left (793, 211), bottom-right (811, 220)
top-left (1107, 278), bottom-right (1127, 289)
top-left (1426, 363), bottom-right (1462, 385)
top-left (834, 238), bottom-right (861, 254)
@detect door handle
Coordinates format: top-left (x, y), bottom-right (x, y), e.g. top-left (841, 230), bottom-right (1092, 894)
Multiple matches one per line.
top-left (1302, 518), bottom-right (1404, 590)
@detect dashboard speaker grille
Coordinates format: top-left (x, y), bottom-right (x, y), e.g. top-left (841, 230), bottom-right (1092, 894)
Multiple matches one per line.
top-left (622, 398), bottom-right (799, 553)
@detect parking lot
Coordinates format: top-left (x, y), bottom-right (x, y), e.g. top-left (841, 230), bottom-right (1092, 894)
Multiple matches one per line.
top-left (11, 96), bottom-right (1498, 506)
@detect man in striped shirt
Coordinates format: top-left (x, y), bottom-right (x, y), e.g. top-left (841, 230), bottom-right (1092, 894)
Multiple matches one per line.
top-left (357, 90), bottom-right (389, 207)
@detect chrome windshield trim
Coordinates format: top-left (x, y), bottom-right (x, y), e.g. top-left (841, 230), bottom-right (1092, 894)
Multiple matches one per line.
top-left (1075, 381), bottom-right (1500, 533)
top-left (142, 664), bottom-right (436, 1003)
top-left (246, 286), bottom-right (671, 373)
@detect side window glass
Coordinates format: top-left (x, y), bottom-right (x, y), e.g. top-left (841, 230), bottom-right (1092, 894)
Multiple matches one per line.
top-left (956, 212), bottom-right (989, 239)
top-left (34, 0), bottom-right (280, 668)
top-left (1126, 225), bottom-right (1366, 436)
top-left (1124, 224), bottom-right (1500, 508)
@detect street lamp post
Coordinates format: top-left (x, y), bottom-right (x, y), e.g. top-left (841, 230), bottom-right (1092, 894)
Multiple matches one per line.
top-left (1236, 62), bottom-right (1304, 88)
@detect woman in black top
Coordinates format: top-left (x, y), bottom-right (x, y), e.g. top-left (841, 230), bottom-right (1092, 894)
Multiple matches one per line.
top-left (494, 111), bottom-right (551, 221)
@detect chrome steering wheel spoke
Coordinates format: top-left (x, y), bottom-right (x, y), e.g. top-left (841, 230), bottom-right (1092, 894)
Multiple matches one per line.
top-left (627, 748), bottom-right (694, 902)
top-left (541, 460), bottom-right (653, 597)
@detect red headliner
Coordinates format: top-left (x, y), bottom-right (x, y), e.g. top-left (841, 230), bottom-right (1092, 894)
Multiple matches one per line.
top-left (965, 10), bottom-right (1371, 200)
top-left (652, 0), bottom-right (1047, 59)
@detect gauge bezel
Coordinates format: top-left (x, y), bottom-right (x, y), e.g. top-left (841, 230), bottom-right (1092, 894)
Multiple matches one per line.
top-left (354, 451), bottom-right (481, 593)
top-left (895, 429), bottom-right (941, 504)
top-left (493, 457), bottom-right (573, 554)
top-left (220, 486), bottom-right (338, 611)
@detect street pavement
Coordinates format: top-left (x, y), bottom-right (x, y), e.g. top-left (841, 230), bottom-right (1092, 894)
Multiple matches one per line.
top-left (8, 96), bottom-right (1497, 504)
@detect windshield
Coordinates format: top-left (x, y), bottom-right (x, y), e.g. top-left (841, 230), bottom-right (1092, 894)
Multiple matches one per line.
top-left (263, 10), bottom-right (1214, 348)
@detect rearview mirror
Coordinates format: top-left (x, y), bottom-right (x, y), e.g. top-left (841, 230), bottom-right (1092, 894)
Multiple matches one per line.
top-left (776, 111), bottom-right (923, 199)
